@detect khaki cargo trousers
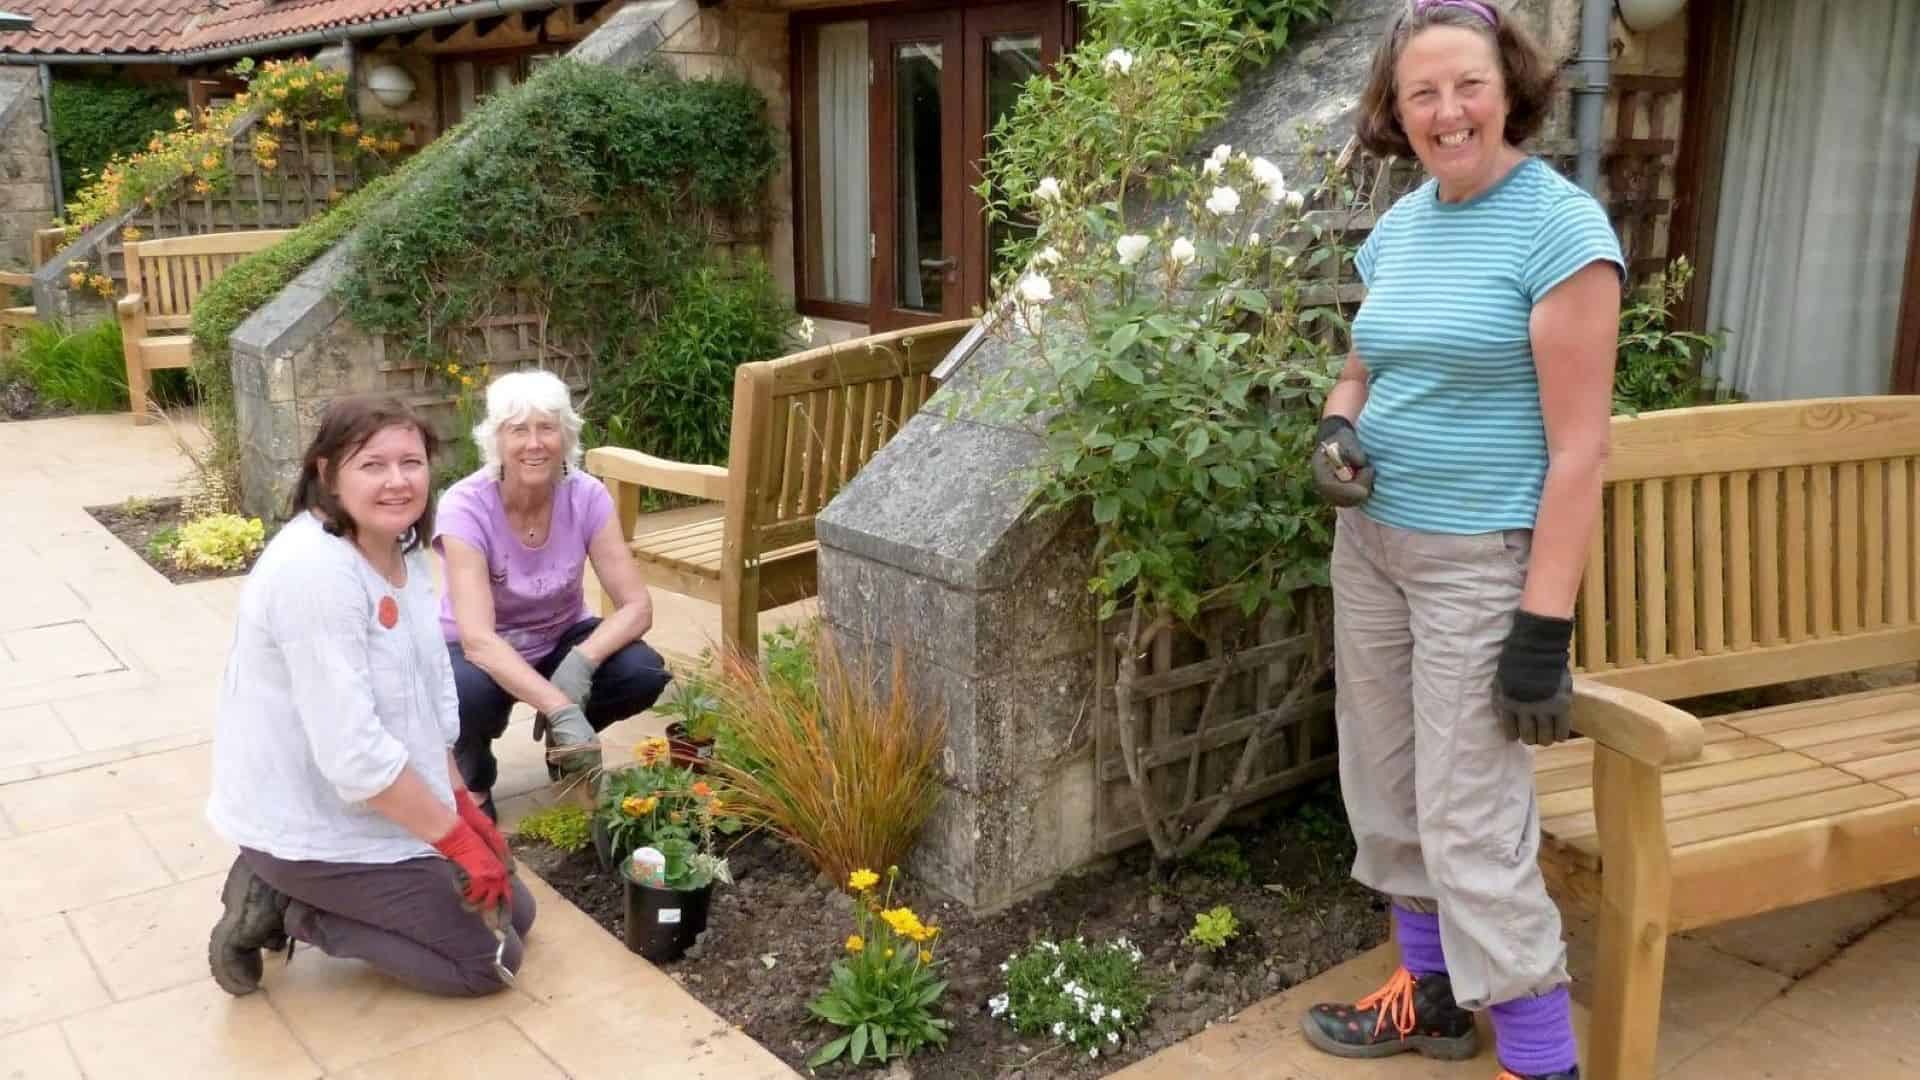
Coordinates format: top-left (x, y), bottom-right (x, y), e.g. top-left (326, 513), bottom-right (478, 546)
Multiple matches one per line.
top-left (1331, 507), bottom-right (1570, 1010)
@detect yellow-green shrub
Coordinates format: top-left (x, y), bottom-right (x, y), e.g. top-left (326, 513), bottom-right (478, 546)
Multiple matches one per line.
top-left (167, 513), bottom-right (265, 571)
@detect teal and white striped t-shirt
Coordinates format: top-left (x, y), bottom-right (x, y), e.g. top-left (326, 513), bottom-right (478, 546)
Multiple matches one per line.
top-left (1349, 157), bottom-right (1624, 535)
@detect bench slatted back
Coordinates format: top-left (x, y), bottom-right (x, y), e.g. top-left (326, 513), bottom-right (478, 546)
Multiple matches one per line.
top-left (122, 230), bottom-right (292, 331)
top-left (725, 320), bottom-right (974, 559)
top-left (1575, 397), bottom-right (1920, 701)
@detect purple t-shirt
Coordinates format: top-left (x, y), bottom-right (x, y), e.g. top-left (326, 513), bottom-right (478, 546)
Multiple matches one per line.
top-left (434, 470), bottom-right (614, 664)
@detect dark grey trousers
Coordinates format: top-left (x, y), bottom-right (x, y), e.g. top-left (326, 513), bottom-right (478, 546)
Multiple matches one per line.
top-left (241, 846), bottom-right (536, 997)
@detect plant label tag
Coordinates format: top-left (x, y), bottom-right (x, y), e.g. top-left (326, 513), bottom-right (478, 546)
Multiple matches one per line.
top-left (658, 908), bottom-right (682, 924)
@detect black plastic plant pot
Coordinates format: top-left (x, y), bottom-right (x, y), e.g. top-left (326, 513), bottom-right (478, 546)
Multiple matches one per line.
top-left (621, 867), bottom-right (712, 963)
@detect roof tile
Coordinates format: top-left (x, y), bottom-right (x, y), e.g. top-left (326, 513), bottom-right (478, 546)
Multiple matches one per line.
top-left (0, 0), bottom-right (470, 57)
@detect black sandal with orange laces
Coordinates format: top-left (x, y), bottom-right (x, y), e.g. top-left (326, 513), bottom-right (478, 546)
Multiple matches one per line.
top-left (1301, 966), bottom-right (1480, 1061)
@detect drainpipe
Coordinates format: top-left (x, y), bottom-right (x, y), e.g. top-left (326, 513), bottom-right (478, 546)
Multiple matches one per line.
top-left (36, 63), bottom-right (61, 216)
top-left (1572, 0), bottom-right (1612, 194)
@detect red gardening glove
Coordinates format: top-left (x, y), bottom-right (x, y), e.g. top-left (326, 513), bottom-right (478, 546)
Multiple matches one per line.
top-left (433, 820), bottom-right (510, 912)
top-left (453, 787), bottom-right (510, 864)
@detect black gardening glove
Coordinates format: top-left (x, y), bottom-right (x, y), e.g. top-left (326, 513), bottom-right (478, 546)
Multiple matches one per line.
top-left (1493, 610), bottom-right (1575, 746)
top-left (1311, 416), bottom-right (1374, 507)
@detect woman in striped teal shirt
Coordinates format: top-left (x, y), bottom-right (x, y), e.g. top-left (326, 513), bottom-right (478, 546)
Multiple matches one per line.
top-left (1298, 4), bottom-right (1623, 1079)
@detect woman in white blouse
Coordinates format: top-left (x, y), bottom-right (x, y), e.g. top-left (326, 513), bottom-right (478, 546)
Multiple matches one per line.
top-left (204, 396), bottom-right (534, 997)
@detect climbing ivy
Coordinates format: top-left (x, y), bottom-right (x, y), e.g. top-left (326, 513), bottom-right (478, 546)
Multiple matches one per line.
top-left (49, 75), bottom-right (186, 203)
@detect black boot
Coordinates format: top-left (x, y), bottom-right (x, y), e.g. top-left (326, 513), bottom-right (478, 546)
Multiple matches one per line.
top-left (1497, 1068), bottom-right (1579, 1079)
top-left (208, 857), bottom-right (289, 996)
top-left (1301, 967), bottom-right (1479, 1061)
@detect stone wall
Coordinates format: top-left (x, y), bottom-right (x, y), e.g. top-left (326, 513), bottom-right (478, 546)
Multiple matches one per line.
top-left (228, 0), bottom-right (729, 519)
top-left (0, 68), bottom-right (56, 270)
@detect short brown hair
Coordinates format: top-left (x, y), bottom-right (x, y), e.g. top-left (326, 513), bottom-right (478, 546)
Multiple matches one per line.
top-left (1354, 1), bottom-right (1558, 159)
top-left (290, 395), bottom-right (441, 553)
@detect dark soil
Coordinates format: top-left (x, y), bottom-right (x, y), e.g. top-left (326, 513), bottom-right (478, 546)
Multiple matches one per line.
top-left (85, 496), bottom-right (262, 584)
top-left (515, 782), bottom-right (1383, 1079)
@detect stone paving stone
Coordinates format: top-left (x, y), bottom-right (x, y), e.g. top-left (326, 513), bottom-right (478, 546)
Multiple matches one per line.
top-left (0, 817), bottom-right (172, 920)
top-left (332, 1018), bottom-right (567, 1080)
top-left (0, 1022), bottom-right (85, 1079)
top-left (134, 795), bottom-right (235, 883)
top-left (61, 980), bottom-right (319, 1080)
top-left (0, 704), bottom-right (82, 773)
top-left (0, 744), bottom-right (212, 833)
top-left (512, 970), bottom-right (796, 1079)
top-left (52, 677), bottom-right (216, 754)
top-left (0, 917), bottom-right (111, 1038)
top-left (259, 948), bottom-right (531, 1073)
top-left (68, 876), bottom-right (226, 1001)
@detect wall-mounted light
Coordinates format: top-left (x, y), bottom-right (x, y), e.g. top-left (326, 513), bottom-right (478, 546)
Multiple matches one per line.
top-left (1616, 0), bottom-right (1686, 32)
top-left (364, 61), bottom-right (417, 108)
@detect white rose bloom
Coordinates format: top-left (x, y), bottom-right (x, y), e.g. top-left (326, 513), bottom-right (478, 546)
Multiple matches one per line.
top-left (1251, 156), bottom-right (1285, 202)
top-left (1037, 245), bottom-right (1063, 266)
top-left (1209, 143), bottom-right (1231, 167)
top-left (1103, 48), bottom-right (1135, 75)
top-left (1284, 189), bottom-right (1307, 212)
top-left (1170, 236), bottom-right (1196, 265)
top-left (1018, 273), bottom-right (1053, 304)
top-left (1114, 234), bottom-right (1150, 265)
top-left (1205, 185), bottom-right (1241, 216)
top-left (1247, 232), bottom-right (1260, 247)
top-left (1035, 176), bottom-right (1062, 202)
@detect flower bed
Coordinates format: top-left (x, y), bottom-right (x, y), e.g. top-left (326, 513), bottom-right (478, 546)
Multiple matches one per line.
top-left (515, 784), bottom-right (1383, 1077)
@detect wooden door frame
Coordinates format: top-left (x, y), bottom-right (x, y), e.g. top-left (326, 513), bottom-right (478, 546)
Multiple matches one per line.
top-left (959, 1), bottom-right (1064, 314)
top-left (868, 8), bottom-right (967, 331)
top-left (1892, 169), bottom-right (1920, 394)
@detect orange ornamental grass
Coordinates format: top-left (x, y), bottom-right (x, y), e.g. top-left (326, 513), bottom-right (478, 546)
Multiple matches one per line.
top-left (705, 627), bottom-right (945, 887)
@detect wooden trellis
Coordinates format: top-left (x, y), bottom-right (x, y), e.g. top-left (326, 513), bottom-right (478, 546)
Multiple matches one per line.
top-left (1605, 74), bottom-right (1686, 287)
top-left (1092, 594), bottom-right (1337, 857)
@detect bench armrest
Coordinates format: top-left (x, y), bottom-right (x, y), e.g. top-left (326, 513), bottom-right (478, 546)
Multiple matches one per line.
top-left (0, 270), bottom-right (30, 289)
top-left (585, 446), bottom-right (730, 503)
top-left (116, 293), bottom-right (145, 318)
top-left (1570, 677), bottom-right (1705, 767)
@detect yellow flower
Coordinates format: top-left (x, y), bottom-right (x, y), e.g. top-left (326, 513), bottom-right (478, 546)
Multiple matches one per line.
top-left (266, 109), bottom-right (287, 128)
top-left (358, 134), bottom-right (378, 151)
top-left (289, 77), bottom-right (308, 90)
top-left (193, 179), bottom-right (213, 194)
top-left (327, 188), bottom-right (343, 201)
top-left (445, 362), bottom-right (460, 375)
top-left (271, 86), bottom-right (288, 99)
top-left (234, 92), bottom-right (250, 107)
top-left (621, 795), bottom-right (658, 817)
top-left (845, 935), bottom-right (864, 953)
top-left (89, 274), bottom-right (113, 297)
top-left (148, 137), bottom-right (164, 152)
top-left (173, 108), bottom-right (189, 123)
top-left (918, 949), bottom-right (933, 964)
top-left (880, 907), bottom-right (930, 942)
top-left (339, 121), bottom-right (359, 138)
top-left (884, 948), bottom-right (895, 959)
top-left (669, 810), bottom-right (684, 824)
top-left (381, 138), bottom-right (402, 154)
top-left (201, 153), bottom-right (220, 171)
top-left (257, 158), bottom-right (277, 173)
top-left (122, 227), bottom-right (143, 241)
top-left (461, 374), bottom-right (474, 387)
top-left (707, 796), bottom-right (725, 815)
top-left (848, 869), bottom-right (879, 892)
top-left (67, 271), bottom-right (86, 288)
top-left (636, 736), bottom-right (670, 765)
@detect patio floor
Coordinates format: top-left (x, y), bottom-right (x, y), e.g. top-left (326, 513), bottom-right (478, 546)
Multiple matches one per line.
top-left (3, 411), bottom-right (1918, 1078)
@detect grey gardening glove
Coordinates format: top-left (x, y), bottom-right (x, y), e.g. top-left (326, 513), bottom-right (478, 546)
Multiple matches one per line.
top-left (1311, 416), bottom-right (1374, 507)
top-left (1493, 610), bottom-right (1575, 746)
top-left (550, 647), bottom-right (599, 709)
top-left (535, 702), bottom-right (602, 777)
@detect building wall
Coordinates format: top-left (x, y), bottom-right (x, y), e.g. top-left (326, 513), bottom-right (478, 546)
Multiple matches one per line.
top-left (0, 67), bottom-right (56, 269)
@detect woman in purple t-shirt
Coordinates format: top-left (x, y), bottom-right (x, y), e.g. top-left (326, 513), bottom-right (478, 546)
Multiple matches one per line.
top-left (434, 371), bottom-right (671, 816)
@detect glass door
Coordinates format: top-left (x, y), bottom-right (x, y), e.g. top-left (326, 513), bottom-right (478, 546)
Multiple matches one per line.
top-left (866, 3), bottom-right (1065, 330)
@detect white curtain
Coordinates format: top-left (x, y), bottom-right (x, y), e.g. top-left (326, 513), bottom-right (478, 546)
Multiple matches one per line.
top-left (816, 22), bottom-right (870, 305)
top-left (1706, 0), bottom-right (1920, 400)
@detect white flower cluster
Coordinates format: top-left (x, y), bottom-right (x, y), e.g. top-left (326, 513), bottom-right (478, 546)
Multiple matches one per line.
top-left (1198, 143), bottom-right (1305, 214)
top-left (990, 936), bottom-right (1144, 1060)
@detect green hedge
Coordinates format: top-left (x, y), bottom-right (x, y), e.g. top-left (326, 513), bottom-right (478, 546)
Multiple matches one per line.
top-left (50, 75), bottom-right (187, 203)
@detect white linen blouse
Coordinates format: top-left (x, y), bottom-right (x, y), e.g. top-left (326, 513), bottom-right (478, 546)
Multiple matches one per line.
top-left (206, 511), bottom-right (461, 863)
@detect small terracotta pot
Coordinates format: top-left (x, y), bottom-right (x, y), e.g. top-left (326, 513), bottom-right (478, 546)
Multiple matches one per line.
top-left (665, 721), bottom-right (715, 773)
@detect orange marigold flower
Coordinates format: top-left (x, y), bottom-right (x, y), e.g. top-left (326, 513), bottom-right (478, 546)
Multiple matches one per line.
top-left (691, 781), bottom-right (713, 798)
top-left (339, 121), bottom-right (360, 138)
top-left (193, 179), bottom-right (213, 194)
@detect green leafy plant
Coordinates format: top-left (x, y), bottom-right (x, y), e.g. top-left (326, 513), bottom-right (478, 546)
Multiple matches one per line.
top-left (49, 75), bottom-right (187, 203)
top-left (1186, 905), bottom-right (1240, 951)
top-left (969, 0), bottom-right (1349, 866)
top-left (1236, 0), bottom-right (1335, 44)
top-left (597, 739), bottom-right (743, 878)
top-left (657, 663), bottom-right (725, 744)
top-left (146, 525), bottom-right (181, 563)
top-left (990, 936), bottom-right (1152, 1061)
top-left (8, 317), bottom-right (129, 412)
top-left (1185, 835), bottom-right (1252, 883)
top-left (706, 627), bottom-right (944, 887)
top-left (1613, 256), bottom-right (1731, 415)
top-left (807, 865), bottom-right (951, 1068)
top-left (586, 259), bottom-right (807, 467)
top-left (514, 804), bottom-right (593, 853)
top-left (166, 513), bottom-right (265, 571)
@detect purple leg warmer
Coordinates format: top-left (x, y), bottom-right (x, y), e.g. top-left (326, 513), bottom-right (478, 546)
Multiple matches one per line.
top-left (1489, 985), bottom-right (1578, 1076)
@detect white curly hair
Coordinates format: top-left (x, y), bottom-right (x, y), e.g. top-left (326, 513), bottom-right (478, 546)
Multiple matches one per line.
top-left (472, 369), bottom-right (585, 475)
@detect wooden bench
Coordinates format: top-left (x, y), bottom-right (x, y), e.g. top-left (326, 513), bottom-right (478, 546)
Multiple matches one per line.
top-left (0, 270), bottom-right (33, 359)
top-left (1545, 396), bottom-right (1920, 1079)
top-left (117, 229), bottom-right (290, 423)
top-left (585, 319), bottom-right (974, 658)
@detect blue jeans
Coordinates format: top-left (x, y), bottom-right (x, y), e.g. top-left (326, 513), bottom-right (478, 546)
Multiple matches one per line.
top-left (447, 617), bottom-right (672, 795)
